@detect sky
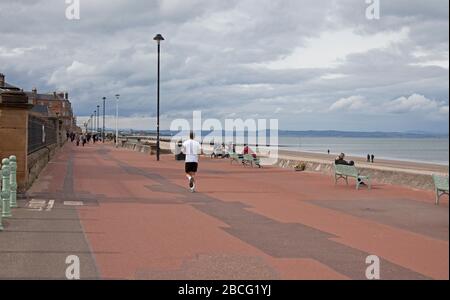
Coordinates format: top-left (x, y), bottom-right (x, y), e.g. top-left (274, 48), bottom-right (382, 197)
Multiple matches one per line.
top-left (0, 0), bottom-right (448, 133)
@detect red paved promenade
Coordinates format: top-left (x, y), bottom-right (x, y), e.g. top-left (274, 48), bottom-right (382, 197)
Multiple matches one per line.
top-left (1, 142), bottom-right (448, 279)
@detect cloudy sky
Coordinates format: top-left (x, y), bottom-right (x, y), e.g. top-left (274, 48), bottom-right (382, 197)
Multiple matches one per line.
top-left (0, 0), bottom-right (448, 133)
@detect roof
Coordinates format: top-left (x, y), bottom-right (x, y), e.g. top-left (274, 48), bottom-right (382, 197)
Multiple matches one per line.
top-left (25, 91), bottom-right (70, 101)
top-left (0, 81), bottom-right (21, 91)
top-left (26, 92), bottom-right (56, 101)
top-left (30, 104), bottom-right (50, 116)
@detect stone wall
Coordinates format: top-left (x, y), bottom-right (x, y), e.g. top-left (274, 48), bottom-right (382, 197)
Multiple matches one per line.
top-left (0, 106), bottom-right (30, 190)
top-left (120, 141), bottom-right (172, 156)
top-left (26, 144), bottom-right (59, 191)
top-left (276, 158), bottom-right (438, 191)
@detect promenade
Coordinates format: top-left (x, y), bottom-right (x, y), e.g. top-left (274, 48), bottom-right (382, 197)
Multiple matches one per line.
top-left (0, 142), bottom-right (448, 279)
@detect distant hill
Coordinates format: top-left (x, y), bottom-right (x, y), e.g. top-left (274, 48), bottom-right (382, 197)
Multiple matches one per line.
top-left (277, 130), bottom-right (449, 138)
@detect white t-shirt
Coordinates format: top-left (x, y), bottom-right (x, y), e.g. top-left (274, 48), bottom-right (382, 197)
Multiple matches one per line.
top-left (182, 139), bottom-right (201, 163)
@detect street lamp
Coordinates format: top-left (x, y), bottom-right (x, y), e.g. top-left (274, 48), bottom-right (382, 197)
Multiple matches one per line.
top-left (96, 105), bottom-right (100, 136)
top-left (115, 94), bottom-right (120, 147)
top-left (153, 33), bottom-right (164, 161)
top-left (102, 97), bottom-right (106, 143)
top-left (93, 110), bottom-right (97, 133)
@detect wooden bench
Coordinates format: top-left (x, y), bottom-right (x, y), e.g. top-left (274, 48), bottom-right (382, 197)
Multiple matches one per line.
top-left (432, 174), bottom-right (449, 205)
top-left (243, 154), bottom-right (261, 168)
top-left (334, 163), bottom-right (371, 190)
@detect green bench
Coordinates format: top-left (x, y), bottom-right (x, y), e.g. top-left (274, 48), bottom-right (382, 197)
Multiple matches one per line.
top-left (243, 154), bottom-right (261, 168)
top-left (334, 163), bottom-right (371, 190)
top-left (229, 153), bottom-right (243, 165)
top-left (432, 174), bottom-right (449, 205)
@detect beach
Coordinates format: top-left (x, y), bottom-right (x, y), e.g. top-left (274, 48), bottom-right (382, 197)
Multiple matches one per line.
top-left (277, 149), bottom-right (449, 175)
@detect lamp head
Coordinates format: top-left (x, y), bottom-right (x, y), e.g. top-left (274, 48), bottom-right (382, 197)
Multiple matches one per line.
top-left (153, 34), bottom-right (165, 44)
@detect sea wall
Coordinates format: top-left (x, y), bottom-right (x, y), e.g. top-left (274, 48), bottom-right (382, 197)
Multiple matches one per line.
top-left (276, 158), bottom-right (438, 191)
top-left (119, 141), bottom-right (172, 156)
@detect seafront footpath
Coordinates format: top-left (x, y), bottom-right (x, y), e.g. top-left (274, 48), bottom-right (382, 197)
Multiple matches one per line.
top-left (123, 138), bottom-right (449, 191)
top-left (0, 141), bottom-right (448, 279)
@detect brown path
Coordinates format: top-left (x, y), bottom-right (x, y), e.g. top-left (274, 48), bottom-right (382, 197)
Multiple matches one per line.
top-left (2, 142), bottom-right (448, 279)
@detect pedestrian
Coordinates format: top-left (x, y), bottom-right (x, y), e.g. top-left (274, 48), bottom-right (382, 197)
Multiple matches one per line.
top-left (76, 134), bottom-right (80, 146)
top-left (82, 135), bottom-right (86, 147)
top-left (328, 149), bottom-right (330, 155)
top-left (335, 153), bottom-right (366, 186)
top-left (182, 131), bottom-right (201, 193)
top-left (371, 154), bottom-right (375, 163)
top-left (367, 154), bottom-right (371, 162)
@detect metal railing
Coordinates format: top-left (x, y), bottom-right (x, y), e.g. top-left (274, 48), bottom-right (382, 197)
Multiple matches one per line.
top-left (28, 115), bottom-right (57, 155)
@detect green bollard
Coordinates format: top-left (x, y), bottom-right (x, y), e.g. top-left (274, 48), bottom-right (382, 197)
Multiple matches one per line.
top-left (0, 160), bottom-right (3, 231)
top-left (2, 158), bottom-right (12, 218)
top-left (9, 156), bottom-right (17, 208)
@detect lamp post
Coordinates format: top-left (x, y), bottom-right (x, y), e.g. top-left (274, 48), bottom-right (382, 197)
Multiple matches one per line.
top-left (115, 94), bottom-right (120, 147)
top-left (93, 110), bottom-right (97, 134)
top-left (153, 34), bottom-right (164, 161)
top-left (102, 97), bottom-right (106, 143)
top-left (96, 105), bottom-right (100, 135)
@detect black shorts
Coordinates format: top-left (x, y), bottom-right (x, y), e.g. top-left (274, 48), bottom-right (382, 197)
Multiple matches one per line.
top-left (185, 162), bottom-right (198, 173)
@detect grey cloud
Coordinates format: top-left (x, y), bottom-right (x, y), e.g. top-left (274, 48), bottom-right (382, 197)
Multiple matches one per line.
top-left (0, 0), bottom-right (448, 132)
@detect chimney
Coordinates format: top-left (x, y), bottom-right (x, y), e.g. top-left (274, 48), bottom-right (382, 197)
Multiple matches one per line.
top-left (0, 73), bottom-right (5, 87)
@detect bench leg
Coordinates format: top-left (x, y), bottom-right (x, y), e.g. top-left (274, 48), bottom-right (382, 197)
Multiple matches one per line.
top-left (436, 190), bottom-right (448, 205)
top-left (335, 175), bottom-right (347, 185)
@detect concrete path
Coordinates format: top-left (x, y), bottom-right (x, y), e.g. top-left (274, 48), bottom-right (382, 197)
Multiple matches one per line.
top-left (0, 142), bottom-right (448, 279)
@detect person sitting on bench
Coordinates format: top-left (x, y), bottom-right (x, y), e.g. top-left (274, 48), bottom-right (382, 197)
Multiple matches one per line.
top-left (242, 144), bottom-right (257, 158)
top-left (335, 153), bottom-right (365, 185)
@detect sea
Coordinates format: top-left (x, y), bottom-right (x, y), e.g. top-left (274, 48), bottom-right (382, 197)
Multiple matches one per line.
top-left (137, 130), bottom-right (449, 166)
top-left (278, 137), bottom-right (449, 166)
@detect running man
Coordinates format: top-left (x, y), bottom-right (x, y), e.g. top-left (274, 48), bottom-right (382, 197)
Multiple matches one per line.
top-left (182, 131), bottom-right (201, 192)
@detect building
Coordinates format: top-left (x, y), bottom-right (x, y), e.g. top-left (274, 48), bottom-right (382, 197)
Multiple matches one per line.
top-left (26, 89), bottom-right (76, 132)
top-left (1, 72), bottom-right (78, 190)
top-left (0, 72), bottom-right (29, 107)
top-left (1, 73), bottom-right (77, 132)
top-left (1, 73), bottom-right (34, 190)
